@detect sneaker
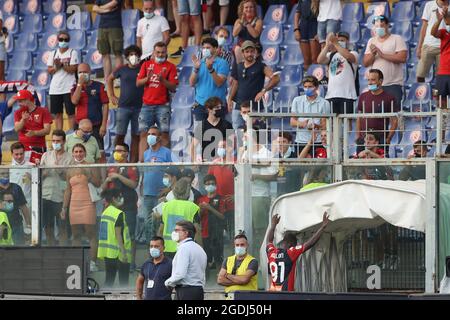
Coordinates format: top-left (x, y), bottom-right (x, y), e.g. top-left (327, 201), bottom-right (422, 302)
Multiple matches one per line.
top-left (170, 47), bottom-right (184, 58)
top-left (90, 260), bottom-right (99, 272)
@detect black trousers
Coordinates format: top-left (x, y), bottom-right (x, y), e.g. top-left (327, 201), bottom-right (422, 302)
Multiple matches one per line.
top-left (175, 286), bottom-right (204, 300)
top-left (104, 257), bottom-right (130, 287)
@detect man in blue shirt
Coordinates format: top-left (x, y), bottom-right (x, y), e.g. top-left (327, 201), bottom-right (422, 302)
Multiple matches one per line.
top-left (290, 75), bottom-right (331, 156)
top-left (136, 236), bottom-right (173, 300)
top-left (93, 0), bottom-right (123, 80)
top-left (189, 37), bottom-right (229, 128)
top-left (142, 126), bottom-right (174, 240)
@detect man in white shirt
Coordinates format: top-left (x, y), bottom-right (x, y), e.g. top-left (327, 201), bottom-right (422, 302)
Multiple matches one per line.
top-left (137, 0), bottom-right (170, 60)
top-left (317, 0), bottom-right (342, 46)
top-left (164, 220), bottom-right (207, 300)
top-left (47, 30), bottom-right (79, 131)
top-left (416, 0), bottom-right (448, 82)
top-left (290, 75), bottom-right (331, 156)
top-left (363, 15), bottom-right (408, 107)
top-left (317, 31), bottom-right (358, 114)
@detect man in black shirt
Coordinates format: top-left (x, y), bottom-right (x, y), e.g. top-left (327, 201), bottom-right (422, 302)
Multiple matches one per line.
top-left (228, 40), bottom-right (279, 130)
top-left (191, 96), bottom-right (234, 162)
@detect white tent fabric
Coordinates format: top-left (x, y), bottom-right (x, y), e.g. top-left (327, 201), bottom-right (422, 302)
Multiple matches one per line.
top-left (261, 179), bottom-right (427, 292)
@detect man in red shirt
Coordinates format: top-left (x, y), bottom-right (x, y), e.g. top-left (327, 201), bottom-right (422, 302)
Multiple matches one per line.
top-left (266, 212), bottom-right (329, 292)
top-left (432, 6), bottom-right (450, 108)
top-left (355, 131), bottom-right (385, 159)
top-left (13, 89), bottom-right (52, 163)
top-left (136, 41), bottom-right (178, 162)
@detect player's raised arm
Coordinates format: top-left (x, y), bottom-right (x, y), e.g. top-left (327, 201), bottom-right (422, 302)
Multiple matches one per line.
top-left (302, 212), bottom-right (330, 252)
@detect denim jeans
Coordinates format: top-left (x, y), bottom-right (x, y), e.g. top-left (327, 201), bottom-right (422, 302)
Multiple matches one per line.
top-left (317, 19), bottom-right (341, 43)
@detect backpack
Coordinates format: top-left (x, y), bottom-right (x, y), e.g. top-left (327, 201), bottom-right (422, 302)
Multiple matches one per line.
top-left (329, 51), bottom-right (360, 95)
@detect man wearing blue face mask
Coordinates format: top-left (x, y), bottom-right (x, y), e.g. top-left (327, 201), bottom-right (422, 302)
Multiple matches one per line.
top-left (217, 233), bottom-right (258, 296)
top-left (317, 31), bottom-right (359, 115)
top-left (136, 0), bottom-right (170, 61)
top-left (290, 76), bottom-right (331, 157)
top-left (136, 236), bottom-right (173, 300)
top-left (363, 15), bottom-right (407, 107)
top-left (47, 30), bottom-right (79, 131)
top-left (141, 126), bottom-right (174, 242)
top-left (190, 37), bottom-right (229, 127)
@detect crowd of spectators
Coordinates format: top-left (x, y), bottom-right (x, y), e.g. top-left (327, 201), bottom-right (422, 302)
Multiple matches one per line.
top-left (0, 0), bottom-right (442, 287)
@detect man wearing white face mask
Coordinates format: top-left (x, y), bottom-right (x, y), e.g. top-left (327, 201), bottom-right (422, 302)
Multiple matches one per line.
top-left (40, 130), bottom-right (73, 246)
top-left (136, 236), bottom-right (173, 300)
top-left (363, 15), bottom-right (408, 107)
top-left (47, 30), bottom-right (79, 131)
top-left (137, 42), bottom-right (178, 161)
top-left (106, 45), bottom-right (144, 163)
top-left (214, 27), bottom-right (234, 68)
top-left (317, 31), bottom-right (359, 115)
top-left (190, 37), bottom-right (229, 126)
top-left (164, 220), bottom-right (206, 300)
top-left (137, 0), bottom-right (170, 61)
top-left (217, 233), bottom-right (258, 295)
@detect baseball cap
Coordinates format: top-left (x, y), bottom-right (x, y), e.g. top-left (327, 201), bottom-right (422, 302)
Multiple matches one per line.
top-left (241, 40), bottom-right (256, 51)
top-left (14, 90), bottom-right (34, 102)
top-left (337, 31), bottom-right (350, 40)
top-left (372, 15), bottom-right (389, 24)
top-left (164, 166), bottom-right (181, 179)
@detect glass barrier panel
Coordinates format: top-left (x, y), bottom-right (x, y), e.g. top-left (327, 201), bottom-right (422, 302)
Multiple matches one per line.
top-left (438, 161), bottom-right (450, 283)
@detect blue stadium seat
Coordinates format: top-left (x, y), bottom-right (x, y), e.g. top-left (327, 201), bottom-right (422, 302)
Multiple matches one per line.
top-left (361, 27), bottom-right (374, 44)
top-left (93, 14), bottom-right (100, 30)
top-left (263, 4), bottom-right (287, 25)
top-left (44, 13), bottom-right (67, 32)
top-left (15, 33), bottom-right (38, 51)
top-left (5, 33), bottom-right (13, 53)
top-left (391, 21), bottom-right (413, 41)
top-left (67, 11), bottom-right (92, 30)
top-left (123, 28), bottom-right (136, 49)
top-left (1, 0), bottom-right (18, 15)
top-left (366, 2), bottom-right (390, 18)
top-left (43, 0), bottom-right (66, 14)
top-left (30, 69), bottom-right (51, 90)
top-left (107, 109), bottom-right (116, 131)
top-left (68, 30), bottom-right (86, 50)
top-left (87, 29), bottom-right (98, 49)
top-left (270, 117), bottom-right (290, 130)
top-left (306, 64), bottom-right (327, 82)
top-left (8, 51), bottom-right (33, 70)
top-left (85, 49), bottom-right (103, 71)
top-left (172, 86), bottom-right (195, 108)
top-left (260, 23), bottom-right (283, 46)
top-left (261, 45), bottom-right (280, 66)
top-left (171, 106), bottom-right (192, 130)
top-left (6, 69), bottom-right (27, 81)
top-left (178, 66), bottom-right (192, 86)
top-left (170, 129), bottom-right (191, 162)
top-left (178, 46), bottom-right (199, 67)
top-left (20, 0), bottom-right (43, 15)
top-left (342, 2), bottom-right (364, 22)
top-left (279, 65), bottom-right (302, 87)
top-left (40, 31), bottom-right (58, 50)
top-left (280, 44), bottom-right (303, 66)
top-left (391, 1), bottom-right (415, 22)
top-left (21, 14), bottom-right (44, 33)
top-left (396, 120), bottom-right (427, 157)
top-left (257, 5), bottom-right (262, 19)
top-left (122, 9), bottom-right (140, 29)
top-left (34, 49), bottom-right (53, 70)
top-left (283, 25), bottom-right (298, 46)
top-left (287, 3), bottom-right (298, 25)
top-left (3, 14), bottom-right (19, 34)
top-left (273, 86), bottom-right (299, 113)
top-left (2, 112), bottom-right (15, 136)
top-left (404, 83), bottom-right (432, 111)
top-left (340, 22), bottom-right (361, 44)
top-left (36, 89), bottom-right (47, 107)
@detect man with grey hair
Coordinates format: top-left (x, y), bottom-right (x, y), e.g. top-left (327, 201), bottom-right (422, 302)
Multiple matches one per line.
top-left (47, 30), bottom-right (79, 131)
top-left (158, 177), bottom-right (202, 259)
top-left (165, 220), bottom-right (207, 300)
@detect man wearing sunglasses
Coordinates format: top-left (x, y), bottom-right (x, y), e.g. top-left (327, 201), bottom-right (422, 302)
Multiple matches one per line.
top-left (47, 30), bottom-right (79, 131)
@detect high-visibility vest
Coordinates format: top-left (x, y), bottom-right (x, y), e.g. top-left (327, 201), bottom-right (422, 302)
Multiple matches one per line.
top-left (97, 205), bottom-right (132, 263)
top-left (225, 254), bottom-right (258, 293)
top-left (0, 211), bottom-right (13, 246)
top-left (162, 199), bottom-right (199, 253)
top-left (300, 182), bottom-right (328, 191)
